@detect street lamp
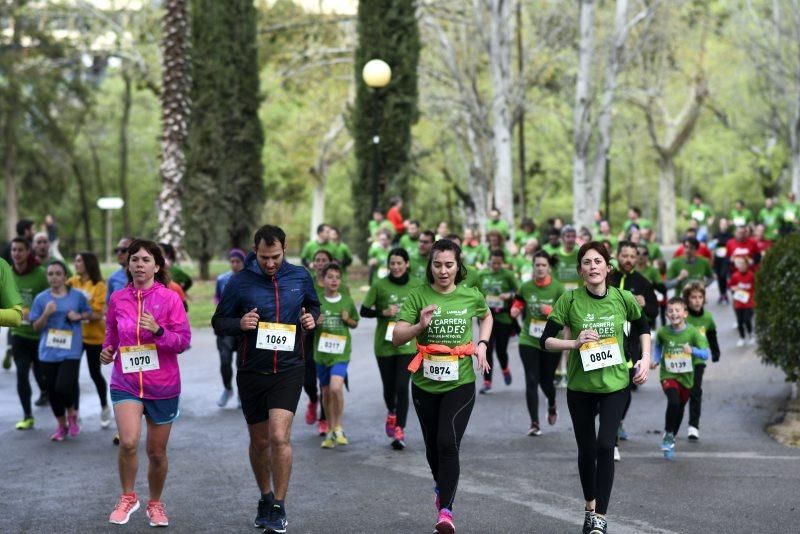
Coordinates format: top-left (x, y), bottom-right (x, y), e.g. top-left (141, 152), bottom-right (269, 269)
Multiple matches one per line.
top-left (362, 59), bottom-right (392, 210)
top-left (97, 197), bottom-right (124, 264)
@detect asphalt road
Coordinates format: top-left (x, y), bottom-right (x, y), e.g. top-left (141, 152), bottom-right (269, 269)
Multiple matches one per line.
top-left (0, 285), bottom-right (798, 533)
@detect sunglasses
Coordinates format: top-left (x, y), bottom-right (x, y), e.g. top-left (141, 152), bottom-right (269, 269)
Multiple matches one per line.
top-left (114, 247), bottom-right (128, 254)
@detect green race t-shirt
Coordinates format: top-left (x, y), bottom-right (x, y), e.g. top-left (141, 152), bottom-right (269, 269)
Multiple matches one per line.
top-left (313, 293), bottom-right (358, 367)
top-left (514, 229), bottom-right (539, 247)
top-left (486, 219), bottom-right (511, 239)
top-left (459, 265), bottom-right (481, 289)
top-left (667, 256), bottom-right (713, 295)
top-left (656, 324), bottom-right (708, 389)
top-left (362, 276), bottom-right (422, 356)
top-left (518, 279), bottom-right (565, 349)
top-left (408, 252), bottom-right (430, 281)
top-left (685, 311), bottom-right (716, 365)
top-left (554, 248), bottom-right (581, 289)
top-left (396, 283), bottom-right (488, 394)
top-left (368, 244), bottom-right (391, 281)
top-left (548, 287), bottom-right (641, 394)
top-left (301, 240), bottom-right (336, 267)
top-left (478, 268), bottom-right (518, 324)
top-left (758, 207), bottom-right (783, 240)
top-left (0, 258), bottom-right (23, 328)
top-left (639, 264), bottom-right (662, 286)
top-left (729, 208), bottom-right (753, 227)
top-left (11, 266), bottom-right (48, 339)
top-left (512, 254), bottom-right (534, 284)
top-left (462, 243), bottom-right (489, 267)
top-left (399, 234), bottom-right (419, 256)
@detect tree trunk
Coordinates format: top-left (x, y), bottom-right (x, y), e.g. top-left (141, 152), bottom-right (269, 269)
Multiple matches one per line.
top-left (199, 252), bottom-right (210, 281)
top-left (2, 6), bottom-right (21, 240)
top-left (572, 0), bottom-right (595, 230)
top-left (791, 91), bottom-right (800, 195)
top-left (516, 1), bottom-right (526, 218)
top-left (71, 160), bottom-right (94, 250)
top-left (465, 121), bottom-right (489, 235)
top-left (310, 182), bottom-right (325, 241)
top-left (658, 157), bottom-right (677, 244)
top-left (119, 69), bottom-right (132, 236)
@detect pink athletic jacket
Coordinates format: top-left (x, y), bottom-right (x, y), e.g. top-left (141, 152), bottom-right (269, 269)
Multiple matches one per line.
top-left (104, 282), bottom-right (191, 399)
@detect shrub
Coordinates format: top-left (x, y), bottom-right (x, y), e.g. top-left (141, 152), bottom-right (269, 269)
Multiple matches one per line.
top-left (755, 233), bottom-right (800, 382)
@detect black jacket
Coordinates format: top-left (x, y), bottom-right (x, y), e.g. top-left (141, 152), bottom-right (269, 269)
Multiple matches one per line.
top-left (608, 269), bottom-right (657, 362)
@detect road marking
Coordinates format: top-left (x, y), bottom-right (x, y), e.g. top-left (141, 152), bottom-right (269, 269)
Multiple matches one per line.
top-left (467, 450), bottom-right (800, 462)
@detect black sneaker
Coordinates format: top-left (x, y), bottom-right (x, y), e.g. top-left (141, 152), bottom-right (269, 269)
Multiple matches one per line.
top-left (264, 504), bottom-right (287, 533)
top-left (254, 494), bottom-right (274, 528)
top-left (589, 514), bottom-right (607, 534)
top-left (582, 510), bottom-right (594, 534)
top-left (34, 393), bottom-right (48, 407)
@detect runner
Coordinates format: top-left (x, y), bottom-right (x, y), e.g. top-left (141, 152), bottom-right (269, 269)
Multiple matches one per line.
top-left (214, 249), bottom-right (246, 407)
top-left (757, 197), bottom-right (782, 241)
top-left (369, 208), bottom-right (393, 242)
top-left (1, 218), bottom-right (34, 263)
top-left (595, 220), bottom-right (618, 252)
top-left (781, 192), bottom-right (799, 235)
top-left (650, 296), bottom-right (709, 460)
top-left (212, 225), bottom-right (319, 532)
top-left (683, 282), bottom-right (720, 441)
top-left (327, 226), bottom-right (353, 282)
top-left (313, 263), bottom-right (358, 449)
top-left (9, 238), bottom-right (49, 428)
top-left (360, 247), bottom-right (421, 450)
top-left (729, 199), bottom-right (753, 228)
top-left (367, 229), bottom-right (392, 284)
top-left (666, 237), bottom-right (714, 297)
top-left (30, 260), bottom-right (91, 441)
top-left (392, 238), bottom-right (492, 534)
top-left (107, 237), bottom-right (134, 299)
top-left (67, 252), bottom-right (111, 429)
top-left (513, 218), bottom-right (538, 249)
top-left (445, 234), bottom-right (481, 288)
top-left (635, 244), bottom-right (666, 330)
top-left (512, 238), bottom-right (539, 284)
top-left (541, 241), bottom-right (651, 534)
top-left (753, 224), bottom-right (773, 257)
top-left (478, 249), bottom-right (518, 394)
top-left (729, 257), bottom-right (756, 346)
top-left (674, 228), bottom-right (712, 260)
top-left (159, 243), bottom-right (192, 293)
top-left (486, 208), bottom-right (511, 240)
top-left (711, 219), bottom-right (733, 304)
top-left (725, 225), bottom-right (760, 266)
top-left (304, 249), bottom-right (333, 434)
top-left (399, 220), bottom-right (421, 256)
top-left (541, 227), bottom-right (562, 256)
top-left (300, 224), bottom-right (332, 268)
top-left (386, 196), bottom-right (406, 242)
top-left (461, 228), bottom-right (488, 268)
top-left (435, 221), bottom-right (450, 241)
top-left (621, 207), bottom-right (653, 236)
top-left (554, 226), bottom-right (581, 387)
top-left (100, 239), bottom-right (191, 526)
top-left (688, 194), bottom-right (714, 242)
top-left (510, 250), bottom-right (564, 436)
top-left (409, 230), bottom-right (435, 281)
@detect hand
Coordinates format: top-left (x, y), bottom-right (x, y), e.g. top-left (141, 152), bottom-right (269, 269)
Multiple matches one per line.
top-left (711, 352), bottom-right (720, 363)
top-left (649, 361), bottom-right (658, 370)
top-left (635, 294), bottom-right (646, 307)
top-left (634, 355), bottom-right (650, 384)
top-left (500, 292), bottom-right (512, 301)
top-left (300, 307), bottom-right (316, 330)
top-left (683, 343), bottom-right (692, 354)
top-left (100, 346), bottom-right (115, 364)
top-left (240, 308), bottom-right (259, 331)
top-left (67, 310), bottom-right (83, 322)
top-left (419, 304), bottom-right (438, 330)
top-left (574, 329), bottom-right (600, 349)
top-left (139, 312), bottom-right (160, 334)
top-left (383, 304), bottom-right (399, 317)
top-left (678, 269), bottom-right (689, 281)
top-left (316, 314), bottom-right (325, 327)
top-left (540, 304), bottom-right (552, 316)
top-left (340, 310), bottom-right (350, 322)
top-left (44, 301), bottom-right (57, 315)
top-left (475, 343), bottom-right (491, 374)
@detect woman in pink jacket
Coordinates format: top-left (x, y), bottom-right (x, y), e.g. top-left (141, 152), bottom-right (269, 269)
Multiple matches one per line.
top-left (100, 239), bottom-right (191, 527)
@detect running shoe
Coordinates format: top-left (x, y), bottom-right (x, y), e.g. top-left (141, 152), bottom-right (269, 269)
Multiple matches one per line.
top-left (547, 405), bottom-right (558, 426)
top-left (557, 375), bottom-right (568, 388)
top-left (614, 446), bottom-right (621, 462)
top-left (589, 514), bottom-right (608, 534)
top-left (736, 339), bottom-right (745, 347)
top-left (113, 433), bottom-right (120, 446)
top-left (35, 392), bottom-right (49, 407)
top-left (391, 426), bottom-right (405, 450)
top-left (318, 419), bottom-right (329, 436)
top-left (109, 494), bottom-right (140, 524)
top-left (582, 510), bottom-right (595, 534)
top-left (321, 432), bottom-right (336, 449)
top-left (100, 406), bottom-right (112, 429)
top-left (50, 425), bottom-right (68, 442)
top-left (747, 336), bottom-right (756, 346)
top-left (254, 494), bottom-right (274, 528)
top-left (334, 428), bottom-right (349, 446)
top-left (68, 414), bottom-right (80, 437)
top-left (146, 500), bottom-right (169, 527)
top-left (305, 400), bottom-right (317, 425)
top-left (385, 413), bottom-right (397, 437)
top-left (617, 423), bottom-right (628, 441)
top-left (2, 349), bottom-right (11, 370)
top-left (435, 507), bottom-right (455, 534)
top-left (687, 425), bottom-right (700, 441)
top-left (264, 504), bottom-right (287, 534)
top-left (527, 422), bottom-right (542, 436)
top-left (502, 367), bottom-right (512, 385)
top-left (15, 417), bottom-right (34, 430)
top-left (661, 432), bottom-right (675, 460)
top-left (479, 380), bottom-right (492, 394)
top-left (217, 388), bottom-right (233, 408)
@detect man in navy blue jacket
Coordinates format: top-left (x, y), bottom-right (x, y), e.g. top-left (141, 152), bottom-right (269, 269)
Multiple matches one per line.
top-left (213, 225), bottom-right (319, 533)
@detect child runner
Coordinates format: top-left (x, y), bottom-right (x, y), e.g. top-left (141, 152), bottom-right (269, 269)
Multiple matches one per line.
top-left (729, 257), bottom-right (756, 346)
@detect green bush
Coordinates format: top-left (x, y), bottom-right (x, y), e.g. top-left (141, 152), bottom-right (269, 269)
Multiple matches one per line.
top-left (755, 233), bottom-right (800, 382)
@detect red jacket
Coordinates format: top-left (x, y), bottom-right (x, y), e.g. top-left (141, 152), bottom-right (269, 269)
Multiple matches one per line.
top-left (387, 206), bottom-right (405, 235)
top-left (729, 269), bottom-right (755, 309)
top-left (726, 237), bottom-right (759, 261)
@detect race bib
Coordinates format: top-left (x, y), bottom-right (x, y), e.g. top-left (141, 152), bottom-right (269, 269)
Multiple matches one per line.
top-left (45, 329), bottom-right (72, 350)
top-left (317, 332), bottom-right (346, 354)
top-left (715, 247), bottom-right (727, 258)
top-left (664, 352), bottom-right (692, 374)
top-left (692, 209), bottom-right (706, 222)
top-left (528, 320), bottom-right (546, 338)
top-left (423, 354), bottom-right (459, 381)
top-left (579, 337), bottom-right (623, 372)
top-left (385, 321), bottom-right (396, 342)
top-left (486, 295), bottom-right (504, 309)
top-left (521, 272), bottom-right (533, 283)
top-left (120, 344), bottom-right (159, 374)
top-left (733, 290), bottom-right (750, 304)
top-left (563, 282), bottom-right (579, 291)
top-left (785, 210), bottom-right (796, 222)
top-left (732, 216), bottom-right (746, 227)
top-left (377, 267), bottom-right (389, 279)
top-left (21, 307), bottom-right (30, 326)
top-left (256, 322), bottom-right (296, 351)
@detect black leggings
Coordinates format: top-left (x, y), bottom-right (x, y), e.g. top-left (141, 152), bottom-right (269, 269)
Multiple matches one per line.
top-left (11, 335), bottom-right (46, 418)
top-left (376, 354), bottom-right (414, 428)
top-left (41, 360), bottom-right (81, 418)
top-left (484, 321), bottom-right (513, 381)
top-left (567, 388), bottom-right (629, 515)
top-left (83, 343), bottom-right (108, 408)
top-left (303, 332), bottom-right (326, 420)
top-left (714, 258), bottom-right (729, 297)
top-left (518, 345), bottom-right (558, 424)
top-left (735, 308), bottom-right (753, 339)
top-left (217, 335), bottom-right (237, 390)
top-left (412, 382), bottom-right (475, 512)
top-left (689, 363), bottom-right (705, 429)
top-left (664, 388), bottom-right (688, 435)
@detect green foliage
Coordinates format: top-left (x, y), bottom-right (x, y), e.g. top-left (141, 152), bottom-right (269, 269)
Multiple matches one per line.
top-left (755, 233), bottom-right (800, 382)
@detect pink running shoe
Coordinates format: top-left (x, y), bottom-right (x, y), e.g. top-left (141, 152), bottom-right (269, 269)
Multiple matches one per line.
top-left (435, 508), bottom-right (455, 534)
top-left (109, 494), bottom-right (140, 524)
top-left (68, 414), bottom-right (80, 437)
top-left (305, 401), bottom-right (317, 425)
top-left (146, 500), bottom-right (169, 527)
top-left (50, 425), bottom-right (68, 442)
top-left (385, 413), bottom-right (397, 438)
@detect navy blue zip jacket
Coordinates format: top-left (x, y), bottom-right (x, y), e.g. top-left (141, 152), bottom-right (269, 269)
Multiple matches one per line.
top-left (212, 252), bottom-right (320, 374)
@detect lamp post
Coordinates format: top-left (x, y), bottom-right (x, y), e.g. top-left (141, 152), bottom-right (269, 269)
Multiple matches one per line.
top-left (97, 197), bottom-right (124, 264)
top-left (362, 59), bottom-right (392, 211)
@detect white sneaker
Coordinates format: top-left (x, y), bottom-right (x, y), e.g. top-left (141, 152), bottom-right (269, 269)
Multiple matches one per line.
top-left (736, 339), bottom-right (745, 347)
top-left (687, 425), bottom-right (699, 441)
top-left (217, 388), bottom-right (234, 408)
top-left (100, 406), bottom-right (112, 429)
top-left (614, 446), bottom-right (621, 462)
top-left (747, 336), bottom-right (756, 346)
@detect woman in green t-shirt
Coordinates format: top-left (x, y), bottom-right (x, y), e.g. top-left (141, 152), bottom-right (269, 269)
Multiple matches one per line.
top-left (510, 250), bottom-right (564, 436)
top-left (393, 239), bottom-right (492, 534)
top-left (360, 247), bottom-right (421, 450)
top-left (541, 242), bottom-right (651, 534)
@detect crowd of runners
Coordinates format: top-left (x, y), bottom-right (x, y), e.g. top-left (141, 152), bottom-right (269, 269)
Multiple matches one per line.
top-left (0, 190), bottom-right (790, 533)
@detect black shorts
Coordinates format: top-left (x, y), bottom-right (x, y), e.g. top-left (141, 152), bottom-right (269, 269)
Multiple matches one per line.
top-left (237, 365), bottom-right (304, 425)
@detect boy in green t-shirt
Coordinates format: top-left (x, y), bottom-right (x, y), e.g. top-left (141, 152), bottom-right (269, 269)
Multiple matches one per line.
top-left (650, 297), bottom-right (709, 459)
top-left (314, 264), bottom-right (358, 449)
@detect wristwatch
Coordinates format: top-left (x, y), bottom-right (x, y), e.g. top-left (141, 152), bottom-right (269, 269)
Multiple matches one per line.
top-left (477, 340), bottom-right (489, 348)
top-left (154, 326), bottom-right (165, 337)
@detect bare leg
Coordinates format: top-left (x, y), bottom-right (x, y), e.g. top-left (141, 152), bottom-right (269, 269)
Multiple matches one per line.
top-left (328, 376), bottom-right (345, 429)
top-left (145, 418), bottom-right (173, 502)
top-left (115, 402), bottom-right (144, 494)
top-left (247, 421), bottom-right (272, 494)
top-left (268, 409), bottom-right (295, 500)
